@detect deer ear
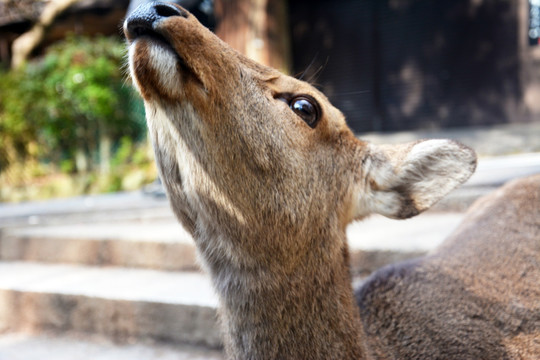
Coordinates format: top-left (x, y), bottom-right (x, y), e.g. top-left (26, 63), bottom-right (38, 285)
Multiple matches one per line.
top-left (353, 140), bottom-right (477, 220)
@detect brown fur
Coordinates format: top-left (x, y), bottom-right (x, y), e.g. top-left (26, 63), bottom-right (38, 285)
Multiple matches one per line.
top-left (124, 4), bottom-right (538, 359)
top-left (357, 175), bottom-right (540, 359)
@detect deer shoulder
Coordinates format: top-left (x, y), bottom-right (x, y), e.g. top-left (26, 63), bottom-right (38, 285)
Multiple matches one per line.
top-left (357, 174), bottom-right (540, 359)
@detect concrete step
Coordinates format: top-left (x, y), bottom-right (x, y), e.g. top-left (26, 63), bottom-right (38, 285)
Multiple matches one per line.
top-left (0, 262), bottom-right (221, 348)
top-left (0, 221), bottom-right (198, 271)
top-left (1, 212), bottom-right (466, 275)
top-left (0, 213), bottom-right (468, 351)
top-left (0, 191), bottom-right (171, 229)
top-left (0, 332), bottom-right (224, 360)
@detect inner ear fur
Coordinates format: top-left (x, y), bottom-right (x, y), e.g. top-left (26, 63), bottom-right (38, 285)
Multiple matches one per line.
top-left (356, 139), bottom-right (477, 220)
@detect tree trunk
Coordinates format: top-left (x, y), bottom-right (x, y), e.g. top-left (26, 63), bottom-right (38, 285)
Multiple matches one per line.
top-left (99, 133), bottom-right (112, 175)
top-left (74, 147), bottom-right (89, 174)
top-left (214, 0), bottom-right (291, 73)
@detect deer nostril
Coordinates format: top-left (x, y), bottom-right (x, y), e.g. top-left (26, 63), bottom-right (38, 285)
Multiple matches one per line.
top-left (154, 3), bottom-right (188, 18)
top-left (124, 2), bottom-right (189, 40)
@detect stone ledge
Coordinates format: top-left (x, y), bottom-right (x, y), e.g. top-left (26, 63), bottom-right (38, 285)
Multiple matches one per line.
top-left (0, 262), bottom-right (221, 348)
top-left (0, 332), bottom-right (225, 360)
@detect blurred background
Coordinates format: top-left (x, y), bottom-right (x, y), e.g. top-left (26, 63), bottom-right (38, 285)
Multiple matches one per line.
top-left (1, 0), bottom-right (540, 201)
top-left (0, 0), bottom-right (539, 359)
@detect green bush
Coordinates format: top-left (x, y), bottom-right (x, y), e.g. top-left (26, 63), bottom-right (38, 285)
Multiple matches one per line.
top-left (0, 35), bottom-right (146, 173)
top-left (0, 35), bottom-right (154, 201)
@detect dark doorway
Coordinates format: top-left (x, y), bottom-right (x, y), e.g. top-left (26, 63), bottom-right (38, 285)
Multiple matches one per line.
top-left (290, 0), bottom-right (522, 133)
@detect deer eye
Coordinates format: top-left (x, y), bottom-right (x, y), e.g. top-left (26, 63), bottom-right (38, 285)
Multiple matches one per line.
top-left (290, 96), bottom-right (321, 128)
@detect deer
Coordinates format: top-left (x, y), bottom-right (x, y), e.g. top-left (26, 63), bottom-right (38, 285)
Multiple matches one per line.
top-left (124, 2), bottom-right (540, 359)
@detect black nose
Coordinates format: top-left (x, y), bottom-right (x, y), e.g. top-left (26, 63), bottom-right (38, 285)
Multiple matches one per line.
top-left (125, 2), bottom-right (187, 39)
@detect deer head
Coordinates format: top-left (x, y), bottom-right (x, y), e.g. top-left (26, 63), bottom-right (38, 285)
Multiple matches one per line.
top-left (125, 1), bottom-right (475, 246)
top-left (124, 3), bottom-right (477, 358)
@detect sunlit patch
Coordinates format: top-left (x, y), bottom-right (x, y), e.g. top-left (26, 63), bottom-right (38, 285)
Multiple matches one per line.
top-left (148, 104), bottom-right (248, 228)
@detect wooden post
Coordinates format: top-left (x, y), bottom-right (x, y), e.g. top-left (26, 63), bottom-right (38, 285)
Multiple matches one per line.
top-left (214, 0), bottom-right (291, 73)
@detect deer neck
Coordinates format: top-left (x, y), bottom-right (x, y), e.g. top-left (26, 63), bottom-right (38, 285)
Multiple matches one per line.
top-left (194, 221), bottom-right (367, 360)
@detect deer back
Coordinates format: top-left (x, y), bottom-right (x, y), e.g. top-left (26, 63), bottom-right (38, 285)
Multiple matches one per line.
top-left (357, 174), bottom-right (540, 359)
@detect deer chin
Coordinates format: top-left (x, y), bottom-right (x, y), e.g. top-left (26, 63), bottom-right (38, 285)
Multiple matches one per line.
top-left (128, 36), bottom-right (186, 102)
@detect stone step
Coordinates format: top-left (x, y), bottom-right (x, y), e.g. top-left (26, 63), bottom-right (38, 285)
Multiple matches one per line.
top-left (0, 213), bottom-right (468, 350)
top-left (0, 221), bottom-right (198, 271)
top-left (0, 262), bottom-right (221, 348)
top-left (0, 191), bottom-right (171, 228)
top-left (1, 212), bottom-right (466, 275)
top-left (0, 332), bottom-right (224, 360)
